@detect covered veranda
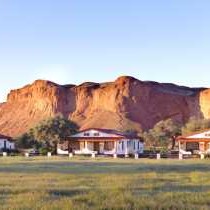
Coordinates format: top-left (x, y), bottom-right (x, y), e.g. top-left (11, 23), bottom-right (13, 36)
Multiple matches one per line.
top-left (68, 138), bottom-right (119, 155)
top-left (177, 137), bottom-right (210, 155)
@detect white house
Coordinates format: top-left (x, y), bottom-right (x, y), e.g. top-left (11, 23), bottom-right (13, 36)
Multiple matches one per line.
top-left (57, 128), bottom-right (144, 156)
top-left (0, 134), bottom-right (15, 151)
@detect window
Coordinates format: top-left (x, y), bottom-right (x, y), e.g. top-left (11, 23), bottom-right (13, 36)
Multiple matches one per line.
top-left (94, 132), bottom-right (100, 137)
top-left (104, 142), bottom-right (114, 150)
top-left (186, 142), bottom-right (199, 151)
top-left (84, 132), bottom-right (90, 136)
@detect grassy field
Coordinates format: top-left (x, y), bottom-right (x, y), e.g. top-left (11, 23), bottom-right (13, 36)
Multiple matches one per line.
top-left (0, 157), bottom-right (210, 210)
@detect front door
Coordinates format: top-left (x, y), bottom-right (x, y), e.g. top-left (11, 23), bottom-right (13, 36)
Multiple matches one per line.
top-left (99, 143), bottom-right (104, 154)
top-left (94, 142), bottom-right (100, 153)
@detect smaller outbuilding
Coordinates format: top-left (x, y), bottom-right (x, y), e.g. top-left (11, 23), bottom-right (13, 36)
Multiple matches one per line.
top-left (0, 134), bottom-right (15, 151)
top-left (176, 129), bottom-right (210, 155)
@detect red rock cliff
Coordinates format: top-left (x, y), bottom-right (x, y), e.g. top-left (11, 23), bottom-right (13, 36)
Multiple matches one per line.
top-left (0, 76), bottom-right (209, 137)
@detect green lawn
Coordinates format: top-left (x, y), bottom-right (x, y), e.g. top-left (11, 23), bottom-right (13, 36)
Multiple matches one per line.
top-left (0, 156), bottom-right (210, 210)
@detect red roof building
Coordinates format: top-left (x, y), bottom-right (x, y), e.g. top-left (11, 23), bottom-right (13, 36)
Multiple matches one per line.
top-left (176, 129), bottom-right (210, 154)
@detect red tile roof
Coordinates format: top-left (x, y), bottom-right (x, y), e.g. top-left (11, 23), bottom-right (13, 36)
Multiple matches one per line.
top-left (179, 129), bottom-right (210, 138)
top-left (177, 129), bottom-right (210, 141)
top-left (0, 134), bottom-right (12, 140)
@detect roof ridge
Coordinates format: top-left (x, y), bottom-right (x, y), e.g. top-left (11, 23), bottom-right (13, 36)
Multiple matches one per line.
top-left (0, 133), bottom-right (12, 139)
top-left (181, 128), bottom-right (210, 138)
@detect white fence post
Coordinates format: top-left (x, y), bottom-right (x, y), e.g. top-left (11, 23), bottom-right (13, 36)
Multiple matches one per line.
top-left (113, 153), bottom-right (117, 159)
top-left (91, 153), bottom-right (96, 158)
top-left (200, 154), bottom-right (205, 160)
top-left (156, 153), bottom-right (161, 160)
top-left (135, 153), bottom-right (139, 159)
top-left (179, 153), bottom-right (183, 160)
top-left (25, 153), bottom-right (29, 157)
top-left (3, 152), bottom-right (7, 157)
top-left (124, 154), bottom-right (129, 158)
top-left (69, 153), bottom-right (73, 158)
top-left (47, 152), bottom-right (52, 157)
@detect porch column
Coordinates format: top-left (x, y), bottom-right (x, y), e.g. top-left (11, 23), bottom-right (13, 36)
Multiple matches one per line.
top-left (205, 142), bottom-right (209, 152)
top-left (85, 141), bottom-right (88, 150)
top-left (114, 141), bottom-right (117, 153)
top-left (68, 141), bottom-right (70, 152)
top-left (199, 142), bottom-right (205, 153)
top-left (178, 140), bottom-right (181, 153)
top-left (179, 141), bottom-right (186, 152)
top-left (208, 143), bottom-right (210, 151)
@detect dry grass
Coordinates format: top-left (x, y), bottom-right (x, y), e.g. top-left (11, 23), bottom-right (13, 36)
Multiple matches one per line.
top-left (0, 156), bottom-right (210, 209)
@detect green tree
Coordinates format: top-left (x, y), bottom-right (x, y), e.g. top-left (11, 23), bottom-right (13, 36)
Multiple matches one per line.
top-left (182, 117), bottom-right (210, 135)
top-left (143, 119), bottom-right (181, 152)
top-left (124, 129), bottom-right (140, 137)
top-left (15, 133), bottom-right (35, 149)
top-left (15, 115), bottom-right (79, 153)
top-left (32, 115), bottom-right (79, 153)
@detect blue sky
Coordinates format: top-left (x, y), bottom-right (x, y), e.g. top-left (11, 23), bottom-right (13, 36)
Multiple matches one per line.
top-left (0, 0), bottom-right (210, 101)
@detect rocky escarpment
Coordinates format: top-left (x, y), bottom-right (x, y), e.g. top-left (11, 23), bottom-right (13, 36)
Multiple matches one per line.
top-left (0, 76), bottom-right (209, 137)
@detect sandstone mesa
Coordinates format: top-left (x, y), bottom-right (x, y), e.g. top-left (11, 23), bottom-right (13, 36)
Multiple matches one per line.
top-left (0, 76), bottom-right (209, 137)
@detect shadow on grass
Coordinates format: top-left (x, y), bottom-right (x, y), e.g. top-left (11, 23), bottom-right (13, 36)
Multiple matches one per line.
top-left (49, 189), bottom-right (87, 198)
top-left (0, 189), bottom-right (34, 196)
top-left (158, 184), bottom-right (210, 193)
top-left (131, 185), bottom-right (210, 196)
top-left (0, 160), bottom-right (210, 174)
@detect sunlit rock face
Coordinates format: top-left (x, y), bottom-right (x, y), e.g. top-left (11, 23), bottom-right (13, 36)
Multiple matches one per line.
top-left (0, 76), bottom-right (209, 137)
top-left (200, 89), bottom-right (210, 118)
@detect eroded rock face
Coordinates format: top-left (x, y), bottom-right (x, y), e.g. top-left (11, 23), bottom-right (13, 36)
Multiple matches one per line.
top-left (0, 76), bottom-right (209, 137)
top-left (200, 89), bottom-right (210, 118)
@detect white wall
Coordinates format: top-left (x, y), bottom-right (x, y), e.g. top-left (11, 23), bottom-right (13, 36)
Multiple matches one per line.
top-left (0, 139), bottom-right (15, 150)
top-left (116, 139), bottom-right (144, 155)
top-left (71, 129), bottom-right (123, 138)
